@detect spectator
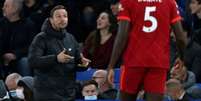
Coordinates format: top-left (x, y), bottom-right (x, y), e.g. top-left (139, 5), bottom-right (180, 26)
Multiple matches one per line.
top-left (189, 0), bottom-right (201, 31)
top-left (5, 73), bottom-right (23, 101)
top-left (28, 5), bottom-right (90, 101)
top-left (166, 79), bottom-right (191, 101)
top-left (176, 0), bottom-right (187, 18)
top-left (64, 0), bottom-right (83, 43)
top-left (77, 0), bottom-right (111, 16)
top-left (81, 80), bottom-right (99, 100)
top-left (92, 69), bottom-right (117, 99)
top-left (0, 0), bottom-right (37, 77)
top-left (24, 0), bottom-right (46, 33)
top-left (82, 11), bottom-right (118, 69)
top-left (17, 76), bottom-right (33, 101)
top-left (170, 61), bottom-right (201, 99)
top-left (183, 0), bottom-right (201, 39)
top-left (5, 73), bottom-right (22, 91)
top-left (110, 0), bottom-right (120, 16)
top-left (79, 6), bottom-right (96, 42)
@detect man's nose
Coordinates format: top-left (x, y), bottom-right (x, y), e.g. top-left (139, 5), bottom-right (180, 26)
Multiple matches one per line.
top-left (61, 17), bottom-right (67, 21)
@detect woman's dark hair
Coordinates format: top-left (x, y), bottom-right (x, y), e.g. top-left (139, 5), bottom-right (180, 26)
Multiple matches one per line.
top-left (88, 10), bottom-right (117, 55)
top-left (197, 0), bottom-right (201, 4)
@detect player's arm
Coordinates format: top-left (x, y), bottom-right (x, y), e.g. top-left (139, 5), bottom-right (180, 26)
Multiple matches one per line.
top-left (171, 21), bottom-right (187, 60)
top-left (108, 20), bottom-right (130, 69)
top-left (107, 20), bottom-right (130, 85)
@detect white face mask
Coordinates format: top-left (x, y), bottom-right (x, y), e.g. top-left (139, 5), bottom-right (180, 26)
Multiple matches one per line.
top-left (16, 88), bottom-right (24, 100)
top-left (84, 95), bottom-right (97, 100)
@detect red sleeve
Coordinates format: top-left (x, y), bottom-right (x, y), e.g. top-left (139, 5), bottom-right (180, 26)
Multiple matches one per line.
top-left (170, 0), bottom-right (182, 24)
top-left (117, 0), bottom-right (131, 22)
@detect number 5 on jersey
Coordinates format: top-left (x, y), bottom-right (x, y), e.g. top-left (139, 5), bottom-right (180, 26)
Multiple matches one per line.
top-left (143, 6), bottom-right (158, 33)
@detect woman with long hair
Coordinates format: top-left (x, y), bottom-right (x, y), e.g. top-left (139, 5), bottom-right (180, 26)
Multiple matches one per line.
top-left (82, 11), bottom-right (118, 69)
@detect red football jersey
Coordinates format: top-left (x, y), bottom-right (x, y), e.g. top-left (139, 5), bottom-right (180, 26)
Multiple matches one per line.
top-left (118, 0), bottom-right (181, 68)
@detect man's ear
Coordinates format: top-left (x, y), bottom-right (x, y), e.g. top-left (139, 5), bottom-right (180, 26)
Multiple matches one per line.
top-left (49, 18), bottom-right (53, 24)
top-left (49, 18), bottom-right (55, 28)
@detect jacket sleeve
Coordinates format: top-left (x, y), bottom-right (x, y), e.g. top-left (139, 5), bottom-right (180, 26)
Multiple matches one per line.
top-left (71, 35), bottom-right (82, 64)
top-left (183, 71), bottom-right (196, 89)
top-left (28, 34), bottom-right (58, 69)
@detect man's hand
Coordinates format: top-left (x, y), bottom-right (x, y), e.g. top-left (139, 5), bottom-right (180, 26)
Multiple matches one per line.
top-left (170, 57), bottom-right (184, 79)
top-left (57, 49), bottom-right (74, 63)
top-left (78, 53), bottom-right (91, 67)
top-left (3, 53), bottom-right (16, 66)
top-left (173, 57), bottom-right (184, 70)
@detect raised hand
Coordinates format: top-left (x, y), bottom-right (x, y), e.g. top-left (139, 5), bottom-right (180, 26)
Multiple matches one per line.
top-left (57, 48), bottom-right (74, 63)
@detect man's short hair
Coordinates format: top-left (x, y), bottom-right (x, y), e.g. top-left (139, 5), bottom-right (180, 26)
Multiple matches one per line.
top-left (81, 80), bottom-right (98, 91)
top-left (166, 79), bottom-right (183, 89)
top-left (5, 73), bottom-right (22, 90)
top-left (110, 0), bottom-right (119, 4)
top-left (50, 5), bottom-right (66, 17)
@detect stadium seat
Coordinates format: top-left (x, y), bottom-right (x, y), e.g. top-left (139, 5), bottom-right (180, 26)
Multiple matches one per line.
top-left (196, 83), bottom-right (201, 88)
top-left (114, 68), bottom-right (121, 83)
top-left (76, 68), bottom-right (96, 81)
top-left (76, 68), bottom-right (121, 81)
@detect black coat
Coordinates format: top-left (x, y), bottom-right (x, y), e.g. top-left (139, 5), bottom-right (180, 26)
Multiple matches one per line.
top-left (0, 17), bottom-right (37, 59)
top-left (28, 20), bottom-right (81, 101)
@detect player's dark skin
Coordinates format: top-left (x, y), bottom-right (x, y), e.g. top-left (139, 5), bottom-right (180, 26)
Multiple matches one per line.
top-left (107, 20), bottom-right (187, 101)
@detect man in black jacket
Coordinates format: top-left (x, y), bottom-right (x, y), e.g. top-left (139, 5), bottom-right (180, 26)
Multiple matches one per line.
top-left (0, 0), bottom-right (37, 78)
top-left (28, 5), bottom-right (90, 101)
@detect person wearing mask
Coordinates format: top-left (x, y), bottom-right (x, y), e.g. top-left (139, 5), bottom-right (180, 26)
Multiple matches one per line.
top-left (5, 73), bottom-right (23, 101)
top-left (81, 80), bottom-right (99, 100)
top-left (17, 76), bottom-right (33, 101)
top-left (5, 73), bottom-right (22, 91)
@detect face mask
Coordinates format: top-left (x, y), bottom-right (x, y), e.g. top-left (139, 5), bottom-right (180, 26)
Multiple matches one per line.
top-left (16, 88), bottom-right (24, 100)
top-left (84, 95), bottom-right (97, 100)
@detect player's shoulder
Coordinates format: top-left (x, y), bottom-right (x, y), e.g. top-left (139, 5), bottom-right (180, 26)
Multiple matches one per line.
top-left (163, 0), bottom-right (177, 5)
top-left (120, 0), bottom-right (136, 7)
